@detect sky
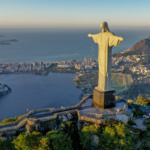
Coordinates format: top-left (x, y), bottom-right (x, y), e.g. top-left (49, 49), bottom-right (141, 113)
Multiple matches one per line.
top-left (0, 0), bottom-right (150, 29)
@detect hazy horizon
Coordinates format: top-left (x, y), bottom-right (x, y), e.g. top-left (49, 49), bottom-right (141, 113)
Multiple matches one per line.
top-left (0, 26), bottom-right (150, 33)
top-left (0, 0), bottom-right (150, 29)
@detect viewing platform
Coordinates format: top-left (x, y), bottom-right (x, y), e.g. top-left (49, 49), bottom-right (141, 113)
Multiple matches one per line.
top-left (0, 95), bottom-right (133, 138)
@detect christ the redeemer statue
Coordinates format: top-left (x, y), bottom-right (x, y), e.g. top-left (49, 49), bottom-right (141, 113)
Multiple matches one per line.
top-left (88, 22), bottom-right (123, 108)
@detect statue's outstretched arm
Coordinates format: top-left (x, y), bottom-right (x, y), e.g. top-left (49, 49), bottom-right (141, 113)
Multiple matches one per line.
top-left (116, 37), bottom-right (124, 46)
top-left (88, 34), bottom-right (99, 44)
top-left (119, 37), bottom-right (124, 41)
top-left (88, 34), bottom-right (93, 37)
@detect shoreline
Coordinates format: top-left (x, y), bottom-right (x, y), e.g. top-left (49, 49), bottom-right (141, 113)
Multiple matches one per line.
top-left (0, 58), bottom-right (98, 75)
top-left (0, 56), bottom-right (150, 100)
top-left (0, 62), bottom-right (58, 75)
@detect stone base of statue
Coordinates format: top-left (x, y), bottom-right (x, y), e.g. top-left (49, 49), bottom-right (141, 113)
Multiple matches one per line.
top-left (93, 87), bottom-right (115, 109)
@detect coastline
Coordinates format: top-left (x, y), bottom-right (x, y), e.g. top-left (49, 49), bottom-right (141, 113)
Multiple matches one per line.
top-left (0, 62), bottom-right (57, 75)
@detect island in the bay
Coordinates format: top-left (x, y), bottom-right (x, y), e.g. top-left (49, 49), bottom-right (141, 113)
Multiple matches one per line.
top-left (0, 38), bottom-right (18, 45)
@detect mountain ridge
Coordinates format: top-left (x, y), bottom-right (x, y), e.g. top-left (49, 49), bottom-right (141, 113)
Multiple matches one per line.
top-left (113, 35), bottom-right (150, 64)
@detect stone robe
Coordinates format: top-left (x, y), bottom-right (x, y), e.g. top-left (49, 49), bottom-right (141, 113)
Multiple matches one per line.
top-left (92, 32), bottom-right (122, 91)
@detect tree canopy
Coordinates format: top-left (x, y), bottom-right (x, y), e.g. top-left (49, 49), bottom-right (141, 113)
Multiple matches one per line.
top-left (10, 120), bottom-right (135, 150)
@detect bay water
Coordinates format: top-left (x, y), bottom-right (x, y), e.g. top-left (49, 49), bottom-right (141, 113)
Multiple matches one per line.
top-left (0, 73), bottom-right (82, 121)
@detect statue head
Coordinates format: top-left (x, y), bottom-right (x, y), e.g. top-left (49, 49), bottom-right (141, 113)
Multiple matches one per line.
top-left (100, 22), bottom-right (110, 32)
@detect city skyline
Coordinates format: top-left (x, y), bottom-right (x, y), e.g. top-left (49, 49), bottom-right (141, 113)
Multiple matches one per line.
top-left (0, 0), bottom-right (150, 29)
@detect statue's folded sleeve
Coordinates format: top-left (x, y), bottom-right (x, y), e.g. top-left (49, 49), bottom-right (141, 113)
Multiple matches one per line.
top-left (109, 34), bottom-right (122, 47)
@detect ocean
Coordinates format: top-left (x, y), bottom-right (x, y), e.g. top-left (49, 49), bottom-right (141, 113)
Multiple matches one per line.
top-left (0, 28), bottom-right (150, 63)
top-left (0, 28), bottom-right (150, 120)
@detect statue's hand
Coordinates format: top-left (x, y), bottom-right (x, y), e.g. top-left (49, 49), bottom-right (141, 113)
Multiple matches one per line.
top-left (119, 37), bottom-right (124, 41)
top-left (88, 34), bottom-right (92, 37)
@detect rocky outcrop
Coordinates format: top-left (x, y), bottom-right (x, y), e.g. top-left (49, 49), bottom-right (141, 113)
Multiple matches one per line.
top-left (127, 35), bottom-right (150, 54)
top-left (0, 83), bottom-right (11, 95)
top-left (113, 35), bottom-right (150, 64)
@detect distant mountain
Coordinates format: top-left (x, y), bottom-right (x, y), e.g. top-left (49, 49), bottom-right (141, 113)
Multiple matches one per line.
top-left (0, 39), bottom-right (18, 45)
top-left (113, 36), bottom-right (150, 64)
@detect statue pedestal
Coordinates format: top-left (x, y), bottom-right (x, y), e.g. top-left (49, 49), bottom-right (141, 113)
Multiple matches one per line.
top-left (93, 87), bottom-right (115, 109)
